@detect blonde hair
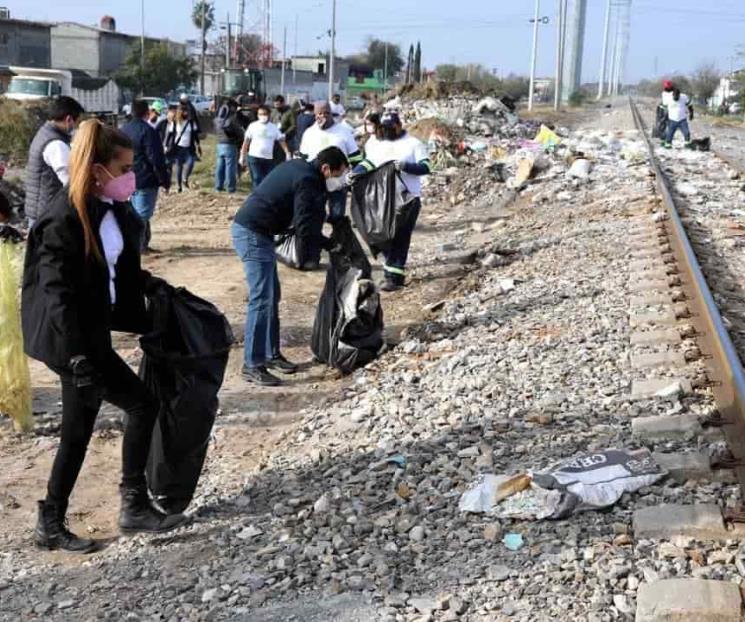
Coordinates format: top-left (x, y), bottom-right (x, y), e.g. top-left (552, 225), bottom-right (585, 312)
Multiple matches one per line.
top-left (68, 119), bottom-right (132, 259)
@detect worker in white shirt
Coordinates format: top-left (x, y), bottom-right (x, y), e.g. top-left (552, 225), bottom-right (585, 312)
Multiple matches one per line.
top-left (663, 88), bottom-right (693, 148)
top-left (240, 105), bottom-right (291, 190)
top-left (352, 111), bottom-right (431, 292)
top-left (24, 96), bottom-right (85, 227)
top-left (300, 101), bottom-right (361, 221)
top-left (329, 93), bottom-right (346, 121)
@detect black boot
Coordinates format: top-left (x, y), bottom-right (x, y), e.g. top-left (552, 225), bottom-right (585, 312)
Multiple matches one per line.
top-left (119, 486), bottom-right (188, 534)
top-left (34, 500), bottom-right (97, 554)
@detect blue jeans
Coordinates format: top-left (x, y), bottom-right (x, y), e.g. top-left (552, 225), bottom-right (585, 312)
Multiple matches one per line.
top-left (215, 144), bottom-right (238, 192)
top-left (171, 146), bottom-right (195, 189)
top-left (328, 188), bottom-right (347, 223)
top-left (130, 188), bottom-right (159, 250)
top-left (231, 221), bottom-right (280, 368)
top-left (665, 119), bottom-right (690, 144)
top-left (384, 198), bottom-right (422, 285)
top-left (247, 156), bottom-right (275, 190)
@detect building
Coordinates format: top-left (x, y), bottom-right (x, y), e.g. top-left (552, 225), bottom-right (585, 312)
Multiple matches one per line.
top-left (0, 11), bottom-right (185, 78)
top-left (0, 17), bottom-right (51, 68)
top-left (709, 74), bottom-right (742, 110)
top-left (51, 20), bottom-right (186, 78)
top-left (346, 66), bottom-right (388, 99)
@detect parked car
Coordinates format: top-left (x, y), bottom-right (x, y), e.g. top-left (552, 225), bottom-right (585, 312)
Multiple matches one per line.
top-left (121, 96), bottom-right (168, 118)
top-left (168, 94), bottom-right (212, 114)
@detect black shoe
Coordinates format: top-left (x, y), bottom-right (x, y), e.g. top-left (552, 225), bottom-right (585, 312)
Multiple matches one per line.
top-left (184, 180), bottom-right (190, 189)
top-left (266, 353), bottom-right (298, 374)
top-left (177, 186), bottom-right (183, 193)
top-left (380, 278), bottom-right (403, 292)
top-left (241, 365), bottom-right (282, 386)
top-left (119, 486), bottom-right (188, 535)
top-left (34, 500), bottom-right (98, 554)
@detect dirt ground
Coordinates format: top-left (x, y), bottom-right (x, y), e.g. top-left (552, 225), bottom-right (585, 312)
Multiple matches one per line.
top-left (0, 160), bottom-right (522, 563)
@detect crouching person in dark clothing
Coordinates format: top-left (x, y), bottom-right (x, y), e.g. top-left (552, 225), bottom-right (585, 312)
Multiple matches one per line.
top-left (22, 120), bottom-right (187, 554)
top-left (231, 146), bottom-right (349, 387)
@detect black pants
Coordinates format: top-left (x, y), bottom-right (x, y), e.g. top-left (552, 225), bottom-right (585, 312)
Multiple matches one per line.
top-left (383, 198), bottom-right (422, 285)
top-left (46, 350), bottom-right (159, 505)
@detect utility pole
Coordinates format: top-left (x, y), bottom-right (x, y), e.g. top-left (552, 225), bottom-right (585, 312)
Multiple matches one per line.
top-left (608, 5), bottom-right (620, 96)
top-left (384, 42), bottom-right (389, 89)
top-left (528, 0), bottom-right (540, 111)
top-left (225, 12), bottom-right (231, 68)
top-left (598, 0), bottom-right (611, 99)
top-left (328, 0), bottom-right (336, 101)
top-left (200, 0), bottom-right (206, 94)
top-left (140, 0), bottom-right (145, 96)
top-left (280, 25), bottom-right (287, 98)
top-left (554, 0), bottom-right (563, 110)
top-left (293, 13), bottom-right (298, 86)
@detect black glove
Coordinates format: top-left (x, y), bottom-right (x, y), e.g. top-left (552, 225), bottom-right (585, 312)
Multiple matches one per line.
top-left (70, 355), bottom-right (96, 389)
top-left (320, 235), bottom-right (334, 252)
top-left (142, 270), bottom-right (168, 295)
top-left (0, 224), bottom-right (23, 243)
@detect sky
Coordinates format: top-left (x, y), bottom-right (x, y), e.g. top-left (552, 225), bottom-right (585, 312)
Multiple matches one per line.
top-left (8, 0), bottom-right (745, 83)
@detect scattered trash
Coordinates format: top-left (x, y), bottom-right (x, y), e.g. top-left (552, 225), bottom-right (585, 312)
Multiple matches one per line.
top-left (502, 533), bottom-right (524, 551)
top-left (534, 125), bottom-right (561, 150)
top-left (686, 137), bottom-right (711, 152)
top-left (512, 157), bottom-right (535, 187)
top-left (566, 158), bottom-right (592, 180)
top-left (459, 448), bottom-right (666, 520)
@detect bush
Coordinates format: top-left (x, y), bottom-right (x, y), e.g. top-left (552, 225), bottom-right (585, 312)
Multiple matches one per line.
top-left (568, 90), bottom-right (586, 107)
top-left (0, 99), bottom-right (44, 165)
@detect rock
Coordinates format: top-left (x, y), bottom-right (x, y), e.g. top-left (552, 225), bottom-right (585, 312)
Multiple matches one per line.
top-left (483, 523), bottom-right (502, 542)
top-left (313, 493), bottom-right (331, 514)
top-left (409, 526), bottom-right (425, 542)
top-left (486, 565), bottom-right (510, 582)
top-left (410, 597), bottom-right (437, 614)
top-left (57, 600), bottom-right (75, 610)
top-left (201, 589), bottom-right (219, 603)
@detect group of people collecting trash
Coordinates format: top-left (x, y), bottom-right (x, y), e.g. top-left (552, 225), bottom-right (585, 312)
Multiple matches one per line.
top-left (1, 87), bottom-right (430, 552)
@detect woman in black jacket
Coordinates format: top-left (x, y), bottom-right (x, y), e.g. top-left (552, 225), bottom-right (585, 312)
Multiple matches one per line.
top-left (22, 119), bottom-right (187, 553)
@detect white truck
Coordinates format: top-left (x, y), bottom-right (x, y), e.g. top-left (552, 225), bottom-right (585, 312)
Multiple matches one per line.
top-left (5, 66), bottom-right (121, 114)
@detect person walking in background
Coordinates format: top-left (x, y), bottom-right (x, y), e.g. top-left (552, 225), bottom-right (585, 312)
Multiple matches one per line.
top-left (230, 147), bottom-right (348, 387)
top-left (121, 100), bottom-right (170, 252)
top-left (22, 120), bottom-right (187, 553)
top-left (295, 101), bottom-right (316, 154)
top-left (240, 105), bottom-right (290, 190)
top-left (178, 93), bottom-right (202, 135)
top-left (147, 101), bottom-right (168, 142)
top-left (164, 105), bottom-right (201, 192)
top-left (271, 95), bottom-right (297, 154)
top-left (214, 99), bottom-right (244, 193)
top-left (353, 112), bottom-right (430, 292)
top-left (24, 96), bottom-right (85, 227)
top-left (662, 88), bottom-right (693, 148)
top-left (300, 101), bottom-right (362, 222)
top-left (329, 93), bottom-right (346, 121)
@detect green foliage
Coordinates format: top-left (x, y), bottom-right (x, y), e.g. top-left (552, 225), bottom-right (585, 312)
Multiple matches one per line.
top-left (117, 42), bottom-right (197, 97)
top-left (568, 90), bottom-right (586, 107)
top-left (691, 62), bottom-right (721, 104)
top-left (192, 1), bottom-right (215, 33)
top-left (0, 99), bottom-right (42, 163)
top-left (414, 42), bottom-right (422, 83)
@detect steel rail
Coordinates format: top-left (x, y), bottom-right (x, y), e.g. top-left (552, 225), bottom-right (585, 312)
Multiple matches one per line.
top-left (629, 97), bottom-right (745, 491)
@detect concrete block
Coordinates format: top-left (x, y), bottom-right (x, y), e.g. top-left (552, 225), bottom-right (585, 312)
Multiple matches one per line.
top-left (629, 307), bottom-right (679, 328)
top-left (652, 452), bottom-right (714, 483)
top-left (631, 378), bottom-right (692, 400)
top-left (630, 248), bottom-right (665, 261)
top-left (636, 579), bottom-right (741, 621)
top-left (630, 268), bottom-right (674, 282)
top-left (631, 293), bottom-right (674, 308)
top-left (629, 259), bottom-right (670, 273)
top-left (631, 414), bottom-right (701, 440)
top-left (629, 279), bottom-right (672, 293)
top-left (631, 351), bottom-right (687, 370)
top-left (633, 504), bottom-right (727, 540)
top-left (630, 329), bottom-right (681, 346)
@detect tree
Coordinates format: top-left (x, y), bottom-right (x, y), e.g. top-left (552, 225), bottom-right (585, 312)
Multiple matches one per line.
top-left (435, 64), bottom-right (457, 82)
top-left (405, 44), bottom-right (414, 84)
top-left (117, 42), bottom-right (197, 97)
top-left (691, 62), bottom-right (721, 105)
top-left (414, 41), bottom-right (422, 83)
top-left (192, 1), bottom-right (215, 93)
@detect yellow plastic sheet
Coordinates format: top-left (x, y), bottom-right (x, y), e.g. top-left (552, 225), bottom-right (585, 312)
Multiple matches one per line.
top-left (534, 124), bottom-right (561, 149)
top-left (0, 240), bottom-right (32, 432)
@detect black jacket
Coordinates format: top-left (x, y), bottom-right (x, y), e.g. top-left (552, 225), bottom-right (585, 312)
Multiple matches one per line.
top-left (22, 191), bottom-right (150, 369)
top-left (121, 118), bottom-right (170, 190)
top-left (234, 159), bottom-right (327, 259)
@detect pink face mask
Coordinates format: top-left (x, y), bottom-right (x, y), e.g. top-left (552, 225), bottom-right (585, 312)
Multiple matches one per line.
top-left (100, 168), bottom-right (136, 202)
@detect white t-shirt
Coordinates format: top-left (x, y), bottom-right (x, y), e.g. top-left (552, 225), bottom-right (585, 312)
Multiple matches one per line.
top-left (330, 101), bottom-right (346, 118)
top-left (244, 121), bottom-right (284, 160)
top-left (175, 121), bottom-right (193, 148)
top-left (364, 133), bottom-right (430, 197)
top-left (99, 205), bottom-right (124, 304)
top-left (300, 122), bottom-right (359, 160)
top-left (666, 94), bottom-right (690, 122)
top-left (42, 140), bottom-right (71, 185)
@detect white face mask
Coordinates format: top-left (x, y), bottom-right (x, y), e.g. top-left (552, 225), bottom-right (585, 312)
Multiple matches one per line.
top-left (326, 176), bottom-right (345, 192)
top-left (258, 115), bottom-right (269, 124)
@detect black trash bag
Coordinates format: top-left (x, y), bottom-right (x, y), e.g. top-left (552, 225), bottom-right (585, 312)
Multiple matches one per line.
top-left (311, 218), bottom-right (383, 374)
top-left (686, 137), bottom-right (711, 152)
top-left (350, 161), bottom-right (417, 257)
top-left (275, 229), bottom-right (304, 268)
top-left (652, 105), bottom-right (668, 139)
top-left (140, 279), bottom-right (234, 513)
